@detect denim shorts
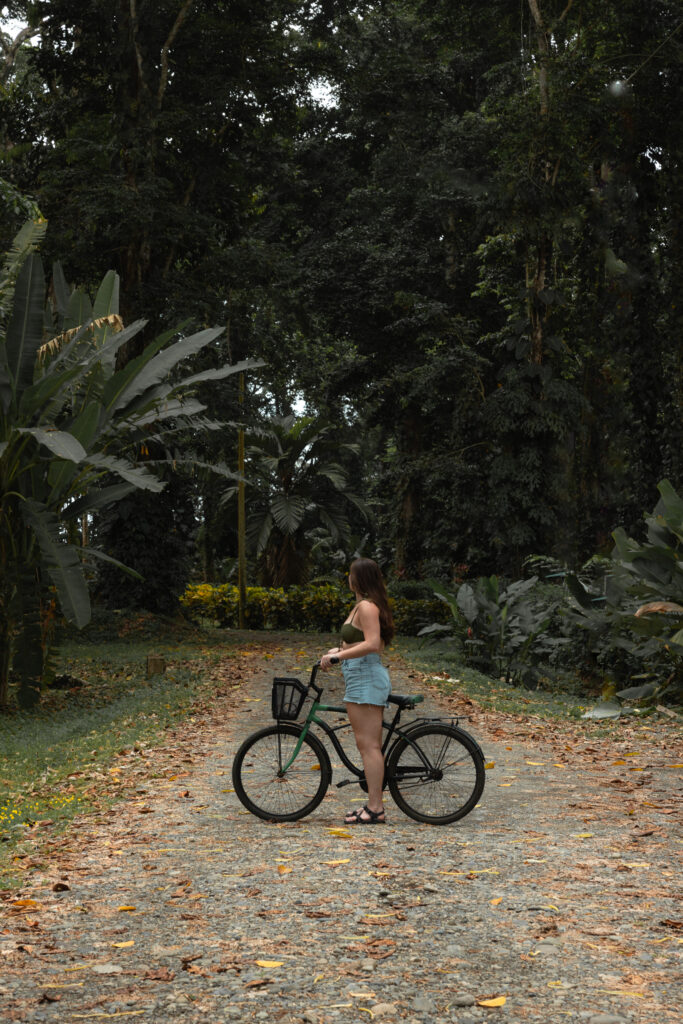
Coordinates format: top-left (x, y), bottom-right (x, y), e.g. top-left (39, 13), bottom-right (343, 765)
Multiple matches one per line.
top-left (342, 654), bottom-right (391, 706)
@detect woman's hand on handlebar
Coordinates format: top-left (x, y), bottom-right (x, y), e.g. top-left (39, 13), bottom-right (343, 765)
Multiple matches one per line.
top-left (319, 649), bottom-right (341, 671)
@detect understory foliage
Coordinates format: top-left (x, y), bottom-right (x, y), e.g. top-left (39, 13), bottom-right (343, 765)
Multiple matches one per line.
top-left (424, 481), bottom-right (683, 710)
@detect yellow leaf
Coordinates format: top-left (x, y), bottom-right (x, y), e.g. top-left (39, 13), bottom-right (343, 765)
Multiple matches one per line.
top-left (256, 960), bottom-right (284, 968)
top-left (324, 859), bottom-right (350, 865)
top-left (544, 904), bottom-right (560, 911)
top-left (612, 759), bottom-right (627, 765)
top-left (499, 783), bottom-right (512, 787)
top-left (553, 763), bottom-right (565, 767)
top-left (490, 897), bottom-right (503, 905)
top-left (117, 905), bottom-right (137, 912)
top-left (220, 788), bottom-right (234, 793)
top-left (484, 761), bottom-right (495, 769)
top-left (477, 996), bottom-right (506, 1007)
top-left (277, 865), bottom-right (293, 875)
top-left (548, 981), bottom-right (566, 988)
top-left (573, 833), bottom-right (593, 839)
top-left (525, 761), bottom-right (545, 765)
top-left (359, 1010), bottom-right (374, 1018)
top-left (349, 991), bottom-right (376, 998)
top-left (111, 940), bottom-right (135, 948)
top-left (313, 974), bottom-right (325, 983)
top-left (12, 898), bottom-right (40, 907)
top-left (326, 828), bottom-right (353, 838)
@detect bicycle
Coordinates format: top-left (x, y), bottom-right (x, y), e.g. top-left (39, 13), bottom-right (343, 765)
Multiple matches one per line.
top-left (231, 661), bottom-right (486, 825)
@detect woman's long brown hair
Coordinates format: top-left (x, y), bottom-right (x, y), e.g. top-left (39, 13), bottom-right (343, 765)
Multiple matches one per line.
top-left (349, 558), bottom-right (395, 645)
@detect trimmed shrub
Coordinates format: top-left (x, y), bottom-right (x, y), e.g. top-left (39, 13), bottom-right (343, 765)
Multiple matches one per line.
top-left (179, 583), bottom-right (450, 636)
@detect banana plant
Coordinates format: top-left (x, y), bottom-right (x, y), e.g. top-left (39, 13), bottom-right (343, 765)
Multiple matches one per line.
top-left (567, 479), bottom-right (683, 717)
top-left (0, 221), bottom-right (260, 706)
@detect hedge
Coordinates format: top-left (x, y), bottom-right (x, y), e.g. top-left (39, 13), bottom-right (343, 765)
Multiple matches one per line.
top-left (179, 583), bottom-right (450, 636)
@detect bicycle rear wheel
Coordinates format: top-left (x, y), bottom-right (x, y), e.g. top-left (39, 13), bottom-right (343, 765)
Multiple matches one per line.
top-left (231, 724), bottom-right (331, 822)
top-left (387, 723), bottom-right (485, 824)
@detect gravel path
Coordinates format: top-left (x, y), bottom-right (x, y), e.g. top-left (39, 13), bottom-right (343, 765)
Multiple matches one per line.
top-left (2, 635), bottom-right (681, 1024)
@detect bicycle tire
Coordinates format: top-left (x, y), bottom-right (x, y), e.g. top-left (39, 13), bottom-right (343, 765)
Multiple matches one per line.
top-left (231, 724), bottom-right (332, 822)
top-left (387, 722), bottom-right (485, 825)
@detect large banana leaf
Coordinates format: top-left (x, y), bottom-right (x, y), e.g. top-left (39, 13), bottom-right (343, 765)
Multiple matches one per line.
top-left (5, 253), bottom-right (45, 395)
top-left (169, 357), bottom-right (265, 393)
top-left (66, 481), bottom-right (137, 518)
top-left (19, 427), bottom-right (87, 462)
top-left (87, 452), bottom-right (166, 491)
top-left (103, 326), bottom-right (224, 414)
top-left (63, 287), bottom-right (92, 333)
top-left (92, 270), bottom-right (119, 320)
top-left (51, 261), bottom-right (70, 319)
top-left (22, 500), bottom-right (91, 628)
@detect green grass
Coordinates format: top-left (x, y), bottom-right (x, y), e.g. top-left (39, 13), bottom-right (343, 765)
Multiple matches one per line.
top-left (0, 620), bottom-right (242, 885)
top-left (395, 637), bottom-right (597, 720)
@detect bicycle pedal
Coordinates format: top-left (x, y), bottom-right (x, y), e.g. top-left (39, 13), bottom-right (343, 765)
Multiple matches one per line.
top-left (335, 779), bottom-right (354, 789)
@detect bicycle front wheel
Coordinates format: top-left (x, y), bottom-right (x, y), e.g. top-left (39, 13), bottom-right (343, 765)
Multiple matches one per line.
top-left (387, 723), bottom-right (485, 825)
top-left (231, 724), bottom-right (332, 822)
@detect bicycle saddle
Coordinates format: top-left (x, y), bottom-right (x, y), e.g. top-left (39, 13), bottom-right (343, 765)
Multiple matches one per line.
top-left (387, 693), bottom-right (424, 708)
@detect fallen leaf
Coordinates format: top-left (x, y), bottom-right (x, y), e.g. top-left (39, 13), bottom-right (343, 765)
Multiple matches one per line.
top-left (255, 960), bottom-right (284, 967)
top-left (477, 995), bottom-right (506, 1007)
top-left (277, 865), bottom-right (293, 875)
top-left (324, 859), bottom-right (350, 866)
top-left (117, 906), bottom-right (137, 912)
top-left (490, 897), bottom-right (503, 905)
top-left (111, 940), bottom-right (135, 948)
top-left (143, 967), bottom-right (175, 981)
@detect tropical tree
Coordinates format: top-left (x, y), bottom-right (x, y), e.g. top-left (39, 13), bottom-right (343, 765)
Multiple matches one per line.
top-left (232, 414), bottom-right (367, 587)
top-left (0, 220), bottom-right (257, 706)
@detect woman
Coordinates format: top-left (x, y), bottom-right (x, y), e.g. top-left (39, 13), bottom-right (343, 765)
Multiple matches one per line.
top-left (319, 558), bottom-right (394, 825)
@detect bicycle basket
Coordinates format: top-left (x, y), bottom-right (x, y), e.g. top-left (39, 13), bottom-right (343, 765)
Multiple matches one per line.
top-left (271, 677), bottom-right (309, 720)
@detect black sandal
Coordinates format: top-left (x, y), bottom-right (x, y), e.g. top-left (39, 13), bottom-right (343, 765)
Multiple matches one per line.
top-left (344, 804), bottom-right (386, 825)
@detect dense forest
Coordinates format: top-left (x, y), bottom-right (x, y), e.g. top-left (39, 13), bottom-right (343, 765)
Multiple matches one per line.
top-left (1, 0), bottom-right (681, 604)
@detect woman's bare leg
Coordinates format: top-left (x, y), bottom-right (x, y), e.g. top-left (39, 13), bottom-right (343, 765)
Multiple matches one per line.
top-left (345, 703), bottom-right (385, 819)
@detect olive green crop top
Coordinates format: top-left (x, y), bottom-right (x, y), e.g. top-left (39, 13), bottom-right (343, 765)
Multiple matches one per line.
top-left (340, 605), bottom-right (364, 644)
top-left (341, 621), bottom-right (364, 643)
